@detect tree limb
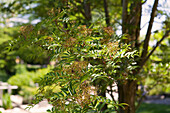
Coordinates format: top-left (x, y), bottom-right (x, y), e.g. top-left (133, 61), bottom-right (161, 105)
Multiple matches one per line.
top-left (141, 0), bottom-right (159, 61)
top-left (140, 30), bottom-right (170, 67)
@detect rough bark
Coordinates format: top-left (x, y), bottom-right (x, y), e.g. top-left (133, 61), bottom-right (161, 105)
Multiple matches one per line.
top-left (118, 80), bottom-right (137, 113)
top-left (119, 1), bottom-right (142, 113)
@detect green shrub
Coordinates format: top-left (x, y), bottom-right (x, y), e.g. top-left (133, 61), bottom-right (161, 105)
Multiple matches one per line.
top-left (19, 86), bottom-right (38, 104)
top-left (2, 93), bottom-right (13, 109)
top-left (144, 63), bottom-right (170, 95)
top-left (8, 65), bottom-right (51, 103)
top-left (24, 11), bottom-right (137, 112)
top-left (8, 65), bottom-right (51, 87)
top-left (0, 70), bottom-right (8, 82)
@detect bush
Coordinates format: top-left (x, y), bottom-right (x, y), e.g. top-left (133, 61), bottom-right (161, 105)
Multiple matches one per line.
top-left (8, 64), bottom-right (51, 103)
top-left (0, 70), bottom-right (8, 82)
top-left (2, 93), bottom-right (13, 109)
top-left (143, 63), bottom-right (170, 95)
top-left (22, 11), bottom-right (137, 112)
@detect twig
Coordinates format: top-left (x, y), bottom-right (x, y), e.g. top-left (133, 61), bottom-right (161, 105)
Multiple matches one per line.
top-left (141, 30), bottom-right (170, 67)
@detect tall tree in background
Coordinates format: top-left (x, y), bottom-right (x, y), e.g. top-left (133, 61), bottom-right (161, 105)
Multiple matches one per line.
top-left (80, 0), bottom-right (170, 112)
top-left (104, 0), bottom-right (110, 26)
top-left (119, 0), bottom-right (169, 113)
top-left (119, 0), bottom-right (142, 112)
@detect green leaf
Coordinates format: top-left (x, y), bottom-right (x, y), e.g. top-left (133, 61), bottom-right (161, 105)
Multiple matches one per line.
top-left (68, 88), bottom-right (73, 96)
top-left (58, 92), bottom-right (64, 97)
top-left (96, 102), bottom-right (106, 111)
top-left (47, 109), bottom-right (51, 112)
top-left (53, 93), bottom-right (60, 98)
top-left (69, 81), bottom-right (73, 90)
top-left (80, 75), bottom-right (89, 83)
top-left (61, 88), bottom-right (68, 96)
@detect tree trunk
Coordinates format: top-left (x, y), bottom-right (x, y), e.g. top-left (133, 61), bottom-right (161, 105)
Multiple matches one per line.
top-left (118, 80), bottom-right (137, 113)
top-left (83, 0), bottom-right (92, 26)
top-left (122, 0), bottom-right (128, 34)
top-left (104, 0), bottom-right (110, 26)
top-left (119, 1), bottom-right (142, 112)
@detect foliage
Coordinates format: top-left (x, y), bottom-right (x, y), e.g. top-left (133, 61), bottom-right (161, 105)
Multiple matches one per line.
top-left (16, 10), bottom-right (138, 112)
top-left (2, 93), bottom-right (13, 109)
top-left (0, 27), bottom-right (19, 78)
top-left (0, 70), bottom-right (8, 82)
top-left (150, 31), bottom-right (170, 64)
top-left (0, 0), bottom-right (122, 29)
top-left (8, 64), bottom-right (51, 103)
top-left (142, 62), bottom-right (170, 95)
top-left (0, 25), bottom-right (49, 80)
top-left (139, 31), bottom-right (170, 95)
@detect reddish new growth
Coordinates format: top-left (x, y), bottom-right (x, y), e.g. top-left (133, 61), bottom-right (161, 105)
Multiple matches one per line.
top-left (63, 37), bottom-right (77, 48)
top-left (106, 41), bottom-right (119, 60)
top-left (103, 26), bottom-right (114, 36)
top-left (77, 25), bottom-right (92, 37)
top-left (53, 61), bottom-right (97, 109)
top-left (20, 25), bottom-right (34, 39)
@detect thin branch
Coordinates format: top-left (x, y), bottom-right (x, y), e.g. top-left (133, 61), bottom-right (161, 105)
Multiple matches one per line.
top-left (141, 0), bottom-right (159, 60)
top-left (141, 30), bottom-right (170, 67)
top-left (54, 20), bottom-right (68, 34)
top-left (136, 94), bottom-right (145, 110)
top-left (140, 21), bottom-right (149, 30)
top-left (12, 101), bottom-right (31, 113)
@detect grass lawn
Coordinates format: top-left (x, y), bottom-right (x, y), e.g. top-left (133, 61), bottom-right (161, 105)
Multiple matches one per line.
top-left (136, 103), bottom-right (170, 113)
